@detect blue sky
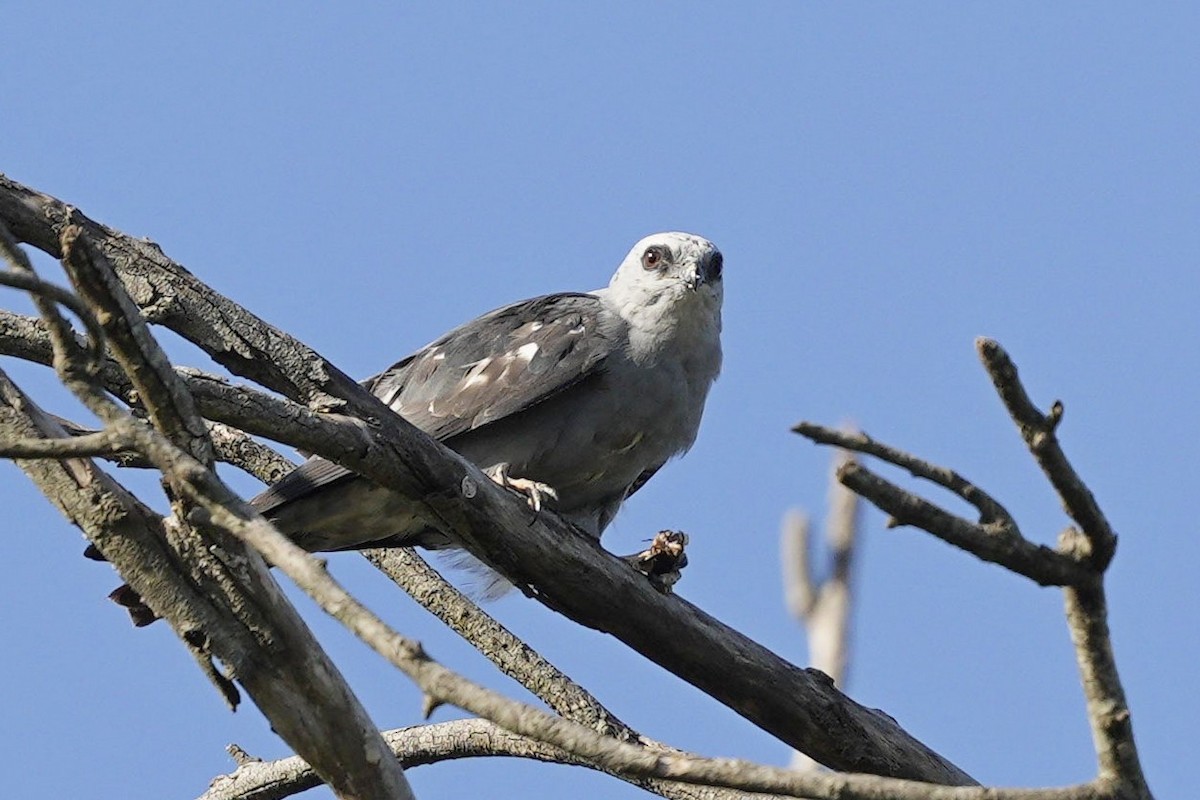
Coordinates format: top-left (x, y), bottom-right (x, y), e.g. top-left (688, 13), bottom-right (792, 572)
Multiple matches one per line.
top-left (2, 4), bottom-right (1195, 798)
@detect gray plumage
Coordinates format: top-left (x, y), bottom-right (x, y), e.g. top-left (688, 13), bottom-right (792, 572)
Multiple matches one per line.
top-left (253, 232), bottom-right (724, 563)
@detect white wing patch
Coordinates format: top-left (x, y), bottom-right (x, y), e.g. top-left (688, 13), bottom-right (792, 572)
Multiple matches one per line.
top-left (614, 431), bottom-right (644, 453)
top-left (363, 292), bottom-right (612, 441)
top-left (462, 357), bottom-right (494, 389)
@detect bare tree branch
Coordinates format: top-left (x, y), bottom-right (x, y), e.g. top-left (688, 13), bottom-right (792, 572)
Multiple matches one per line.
top-left (0, 308), bottom-right (135, 398)
top-left (781, 512), bottom-right (816, 620)
top-left (793, 422), bottom-right (1013, 525)
top-left (366, 548), bottom-right (638, 740)
top-left (1, 405), bottom-right (293, 481)
top-left (201, 719), bottom-right (765, 800)
top-left (57, 222), bottom-right (215, 464)
top-left (782, 446), bottom-right (862, 770)
top-left (0, 223), bottom-right (415, 800)
top-left (199, 719), bottom-right (593, 800)
top-left (795, 340), bottom-right (1152, 800)
top-left (976, 338), bottom-right (1117, 569)
top-left (0, 311), bottom-right (331, 478)
top-left (0, 172), bottom-right (976, 784)
top-left (365, 548), bottom-right (753, 800)
top-left (0, 259), bottom-right (105, 366)
top-left (205, 420), bottom-right (296, 483)
top-left (792, 424), bottom-right (1091, 587)
top-left (1063, 576), bottom-right (1145, 797)
top-left (0, 425), bottom-right (127, 458)
top-left (168, 497), bottom-right (1103, 800)
top-left (977, 340), bottom-right (1148, 799)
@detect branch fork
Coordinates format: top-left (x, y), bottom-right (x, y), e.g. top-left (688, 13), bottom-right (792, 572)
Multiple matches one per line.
top-left (793, 338), bottom-right (1150, 800)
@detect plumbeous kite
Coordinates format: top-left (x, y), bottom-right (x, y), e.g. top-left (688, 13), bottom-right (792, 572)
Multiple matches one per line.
top-left (252, 232), bottom-right (723, 578)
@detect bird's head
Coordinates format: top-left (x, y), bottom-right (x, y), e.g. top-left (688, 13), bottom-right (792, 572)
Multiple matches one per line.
top-left (604, 232), bottom-right (724, 327)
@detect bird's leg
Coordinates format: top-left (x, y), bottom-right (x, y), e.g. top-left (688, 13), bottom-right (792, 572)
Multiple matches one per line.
top-left (484, 463), bottom-right (559, 512)
top-left (621, 530), bottom-right (689, 593)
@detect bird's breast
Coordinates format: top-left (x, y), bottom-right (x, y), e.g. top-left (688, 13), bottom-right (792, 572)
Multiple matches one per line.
top-left (445, 306), bottom-right (720, 536)
top-left (451, 349), bottom-right (715, 506)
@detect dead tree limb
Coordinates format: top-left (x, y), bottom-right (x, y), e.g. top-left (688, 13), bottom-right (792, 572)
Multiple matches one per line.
top-left (0, 172), bottom-right (975, 784)
top-left (366, 547), bottom-right (757, 800)
top-left (793, 339), bottom-right (1152, 800)
top-left (781, 444), bottom-right (861, 769)
top-left (0, 221), bottom-right (415, 800)
top-left (198, 719), bottom-right (745, 800)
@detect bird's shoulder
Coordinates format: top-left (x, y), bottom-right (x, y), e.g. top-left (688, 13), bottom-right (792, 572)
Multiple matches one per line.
top-left (366, 291), bottom-right (620, 440)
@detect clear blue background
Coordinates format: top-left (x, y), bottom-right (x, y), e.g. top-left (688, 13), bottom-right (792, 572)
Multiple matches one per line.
top-left (2, 4), bottom-right (1194, 798)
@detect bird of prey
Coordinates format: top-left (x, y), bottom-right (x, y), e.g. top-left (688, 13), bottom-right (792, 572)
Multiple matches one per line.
top-left (253, 231), bottom-right (724, 578)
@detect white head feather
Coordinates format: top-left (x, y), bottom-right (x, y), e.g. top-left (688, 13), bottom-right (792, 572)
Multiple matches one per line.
top-left (595, 232), bottom-right (723, 348)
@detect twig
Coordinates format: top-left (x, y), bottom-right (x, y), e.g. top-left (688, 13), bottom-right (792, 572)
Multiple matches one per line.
top-left (792, 423), bottom-right (1013, 525)
top-left (0, 427), bottom-right (128, 458)
top-left (780, 512), bottom-right (815, 620)
top-left (0, 308), bottom-right (138, 403)
top-left (58, 221), bottom-right (214, 465)
top-left (792, 424), bottom-right (1091, 587)
top-left (976, 338), bottom-right (1117, 569)
top-left (0, 224), bottom-right (105, 369)
top-left (0, 311), bottom-right (294, 480)
top-left (34, 414), bottom-right (290, 482)
top-left (200, 719), bottom-right (755, 800)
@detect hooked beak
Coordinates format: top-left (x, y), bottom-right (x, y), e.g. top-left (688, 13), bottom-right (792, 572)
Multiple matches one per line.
top-left (686, 250), bottom-right (723, 290)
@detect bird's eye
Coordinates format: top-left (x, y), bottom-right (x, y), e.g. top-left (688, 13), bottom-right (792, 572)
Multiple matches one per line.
top-left (641, 246), bottom-right (667, 270)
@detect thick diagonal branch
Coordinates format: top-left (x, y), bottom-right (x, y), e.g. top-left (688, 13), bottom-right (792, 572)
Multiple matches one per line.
top-left (0, 172), bottom-right (973, 784)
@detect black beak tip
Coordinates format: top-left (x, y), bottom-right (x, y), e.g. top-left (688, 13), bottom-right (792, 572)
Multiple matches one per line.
top-left (704, 251), bottom-right (724, 284)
